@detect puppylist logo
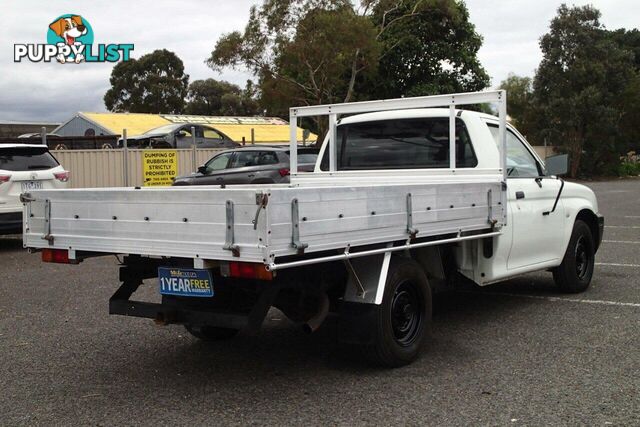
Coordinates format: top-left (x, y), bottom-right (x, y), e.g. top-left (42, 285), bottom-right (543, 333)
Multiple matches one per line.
top-left (14, 14), bottom-right (134, 64)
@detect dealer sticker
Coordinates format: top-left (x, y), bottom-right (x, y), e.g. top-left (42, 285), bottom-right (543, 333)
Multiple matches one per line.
top-left (158, 267), bottom-right (213, 297)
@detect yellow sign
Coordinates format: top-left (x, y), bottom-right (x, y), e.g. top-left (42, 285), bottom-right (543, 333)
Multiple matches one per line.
top-left (142, 150), bottom-right (177, 186)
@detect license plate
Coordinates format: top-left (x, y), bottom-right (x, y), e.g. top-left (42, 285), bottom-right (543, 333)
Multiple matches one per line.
top-left (158, 267), bottom-right (213, 297)
top-left (21, 181), bottom-right (43, 192)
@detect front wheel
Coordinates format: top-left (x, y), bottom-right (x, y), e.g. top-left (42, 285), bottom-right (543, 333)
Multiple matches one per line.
top-left (553, 220), bottom-right (595, 293)
top-left (366, 258), bottom-right (432, 367)
top-left (184, 324), bottom-right (238, 341)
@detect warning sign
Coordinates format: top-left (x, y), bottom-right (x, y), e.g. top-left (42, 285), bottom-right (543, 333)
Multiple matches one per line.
top-left (142, 150), bottom-right (177, 186)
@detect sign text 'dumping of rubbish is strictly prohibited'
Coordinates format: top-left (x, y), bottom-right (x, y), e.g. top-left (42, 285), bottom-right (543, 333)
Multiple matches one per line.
top-left (143, 150), bottom-right (177, 186)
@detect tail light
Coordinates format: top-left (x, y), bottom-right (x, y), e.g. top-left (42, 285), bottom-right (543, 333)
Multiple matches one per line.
top-left (42, 248), bottom-right (71, 264)
top-left (0, 175), bottom-right (10, 183)
top-left (278, 168), bottom-right (290, 177)
top-left (54, 171), bottom-right (69, 182)
top-left (223, 262), bottom-right (273, 281)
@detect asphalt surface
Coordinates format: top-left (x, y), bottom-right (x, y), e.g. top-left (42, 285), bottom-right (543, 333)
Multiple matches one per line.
top-left (1, 178), bottom-right (639, 426)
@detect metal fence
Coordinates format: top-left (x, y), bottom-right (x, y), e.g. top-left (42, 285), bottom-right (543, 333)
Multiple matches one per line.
top-left (53, 148), bottom-right (224, 188)
top-left (51, 146), bottom-right (554, 189)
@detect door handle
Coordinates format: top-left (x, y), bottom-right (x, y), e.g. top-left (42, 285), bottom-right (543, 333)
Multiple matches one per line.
top-left (247, 174), bottom-right (255, 178)
top-left (216, 177), bottom-right (223, 181)
top-left (515, 191), bottom-right (525, 200)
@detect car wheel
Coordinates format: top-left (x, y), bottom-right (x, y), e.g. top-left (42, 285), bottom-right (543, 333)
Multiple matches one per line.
top-left (53, 143), bottom-right (68, 150)
top-left (553, 220), bottom-right (595, 293)
top-left (364, 258), bottom-right (432, 367)
top-left (184, 324), bottom-right (238, 341)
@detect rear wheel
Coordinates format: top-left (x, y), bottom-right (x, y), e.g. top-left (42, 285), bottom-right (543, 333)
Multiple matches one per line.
top-left (184, 324), bottom-right (238, 341)
top-left (365, 258), bottom-right (432, 367)
top-left (553, 220), bottom-right (595, 293)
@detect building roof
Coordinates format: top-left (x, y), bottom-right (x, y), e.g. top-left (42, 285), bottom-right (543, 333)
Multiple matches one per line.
top-left (0, 120), bottom-right (61, 126)
top-left (73, 113), bottom-right (315, 143)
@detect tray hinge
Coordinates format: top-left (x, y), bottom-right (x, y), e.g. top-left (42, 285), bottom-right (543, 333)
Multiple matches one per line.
top-left (487, 189), bottom-right (497, 227)
top-left (291, 198), bottom-right (308, 254)
top-left (42, 199), bottom-right (54, 245)
top-left (406, 193), bottom-right (418, 239)
top-left (223, 200), bottom-right (240, 257)
top-left (253, 192), bottom-right (269, 230)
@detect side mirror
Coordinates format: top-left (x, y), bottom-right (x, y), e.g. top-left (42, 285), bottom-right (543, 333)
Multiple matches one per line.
top-left (197, 165), bottom-right (207, 174)
top-left (176, 130), bottom-right (187, 138)
top-left (545, 153), bottom-right (569, 176)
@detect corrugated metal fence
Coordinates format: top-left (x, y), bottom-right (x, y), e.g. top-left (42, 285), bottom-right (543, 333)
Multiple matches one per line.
top-left (53, 148), bottom-right (224, 188)
top-left (52, 146), bottom-right (554, 189)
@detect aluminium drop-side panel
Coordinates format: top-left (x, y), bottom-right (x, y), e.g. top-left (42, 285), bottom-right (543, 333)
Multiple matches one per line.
top-left (23, 180), bottom-right (503, 263)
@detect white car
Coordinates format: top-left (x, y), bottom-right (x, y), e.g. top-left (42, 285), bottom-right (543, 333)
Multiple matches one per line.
top-left (0, 144), bottom-right (68, 234)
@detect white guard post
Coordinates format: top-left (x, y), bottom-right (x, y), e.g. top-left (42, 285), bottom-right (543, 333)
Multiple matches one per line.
top-left (288, 91), bottom-right (508, 304)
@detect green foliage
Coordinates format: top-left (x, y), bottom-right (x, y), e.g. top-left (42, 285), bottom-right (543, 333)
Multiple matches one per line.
top-left (617, 151), bottom-right (640, 176)
top-left (208, 0), bottom-right (490, 135)
top-left (533, 4), bottom-right (640, 178)
top-left (365, 0), bottom-right (489, 99)
top-left (104, 49), bottom-right (189, 114)
top-left (185, 79), bottom-right (259, 116)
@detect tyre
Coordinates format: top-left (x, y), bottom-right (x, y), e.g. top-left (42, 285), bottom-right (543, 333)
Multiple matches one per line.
top-left (365, 258), bottom-right (432, 367)
top-left (184, 324), bottom-right (238, 341)
top-left (553, 220), bottom-right (595, 293)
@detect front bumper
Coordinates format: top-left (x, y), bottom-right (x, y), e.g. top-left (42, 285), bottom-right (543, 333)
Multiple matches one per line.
top-left (0, 212), bottom-right (23, 234)
top-left (596, 214), bottom-right (604, 251)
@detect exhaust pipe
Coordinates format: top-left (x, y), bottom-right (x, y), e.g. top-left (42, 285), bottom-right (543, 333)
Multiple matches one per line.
top-left (302, 293), bottom-right (330, 334)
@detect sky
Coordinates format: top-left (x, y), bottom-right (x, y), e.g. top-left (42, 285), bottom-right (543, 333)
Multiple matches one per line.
top-left (0, 0), bottom-right (638, 123)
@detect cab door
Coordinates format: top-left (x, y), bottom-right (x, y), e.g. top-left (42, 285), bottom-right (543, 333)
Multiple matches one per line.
top-left (488, 125), bottom-right (566, 270)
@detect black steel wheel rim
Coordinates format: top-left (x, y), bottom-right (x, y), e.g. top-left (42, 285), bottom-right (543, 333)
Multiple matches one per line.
top-left (574, 235), bottom-right (590, 280)
top-left (390, 281), bottom-right (423, 347)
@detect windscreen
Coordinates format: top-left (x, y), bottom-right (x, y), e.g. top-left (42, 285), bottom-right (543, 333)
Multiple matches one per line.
top-left (0, 147), bottom-right (59, 171)
top-left (321, 117), bottom-right (477, 170)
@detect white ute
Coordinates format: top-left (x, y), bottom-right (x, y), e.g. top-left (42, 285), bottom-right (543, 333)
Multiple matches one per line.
top-left (22, 91), bottom-right (603, 367)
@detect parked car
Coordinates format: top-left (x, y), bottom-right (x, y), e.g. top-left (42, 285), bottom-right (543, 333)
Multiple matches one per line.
top-left (0, 144), bottom-right (68, 234)
top-left (117, 123), bottom-right (239, 149)
top-left (172, 146), bottom-right (319, 186)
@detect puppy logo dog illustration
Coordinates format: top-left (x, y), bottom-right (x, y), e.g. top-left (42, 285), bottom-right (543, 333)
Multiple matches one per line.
top-left (14, 14), bottom-right (134, 64)
top-left (48, 15), bottom-right (88, 63)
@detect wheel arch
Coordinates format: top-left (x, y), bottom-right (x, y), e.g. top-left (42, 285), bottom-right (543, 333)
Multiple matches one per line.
top-left (576, 208), bottom-right (601, 251)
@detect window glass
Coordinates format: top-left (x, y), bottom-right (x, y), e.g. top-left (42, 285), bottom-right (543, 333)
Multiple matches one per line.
top-left (257, 151), bottom-right (279, 165)
top-left (0, 147), bottom-right (59, 171)
top-left (321, 117), bottom-right (477, 170)
top-left (298, 153), bottom-right (318, 164)
top-left (203, 128), bottom-right (222, 139)
top-left (231, 151), bottom-right (260, 168)
top-left (487, 125), bottom-right (540, 177)
top-left (177, 127), bottom-right (192, 137)
top-left (204, 152), bottom-right (232, 172)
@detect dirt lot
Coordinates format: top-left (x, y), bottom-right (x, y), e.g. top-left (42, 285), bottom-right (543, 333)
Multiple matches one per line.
top-left (1, 179), bottom-right (638, 426)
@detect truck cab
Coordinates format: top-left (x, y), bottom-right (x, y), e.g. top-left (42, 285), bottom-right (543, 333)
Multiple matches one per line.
top-left (312, 108), bottom-right (603, 290)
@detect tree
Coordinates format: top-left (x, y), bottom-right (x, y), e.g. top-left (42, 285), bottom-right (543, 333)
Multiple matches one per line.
top-left (364, 0), bottom-right (489, 99)
top-left (185, 79), bottom-right (259, 116)
top-left (498, 73), bottom-right (538, 142)
top-left (104, 49), bottom-right (189, 114)
top-left (207, 0), bottom-right (489, 136)
top-left (533, 4), bottom-right (640, 177)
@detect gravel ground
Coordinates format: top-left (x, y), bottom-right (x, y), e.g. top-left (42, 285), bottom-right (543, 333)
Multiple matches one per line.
top-left (0, 178), bottom-right (638, 426)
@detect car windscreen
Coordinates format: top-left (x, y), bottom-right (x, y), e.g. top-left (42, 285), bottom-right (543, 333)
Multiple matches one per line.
top-left (0, 147), bottom-right (59, 171)
top-left (143, 124), bottom-right (180, 135)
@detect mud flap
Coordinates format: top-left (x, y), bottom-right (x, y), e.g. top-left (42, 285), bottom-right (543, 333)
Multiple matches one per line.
top-left (342, 249), bottom-right (392, 305)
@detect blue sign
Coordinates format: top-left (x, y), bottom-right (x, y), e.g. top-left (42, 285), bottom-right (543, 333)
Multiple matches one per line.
top-left (159, 267), bottom-right (214, 298)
